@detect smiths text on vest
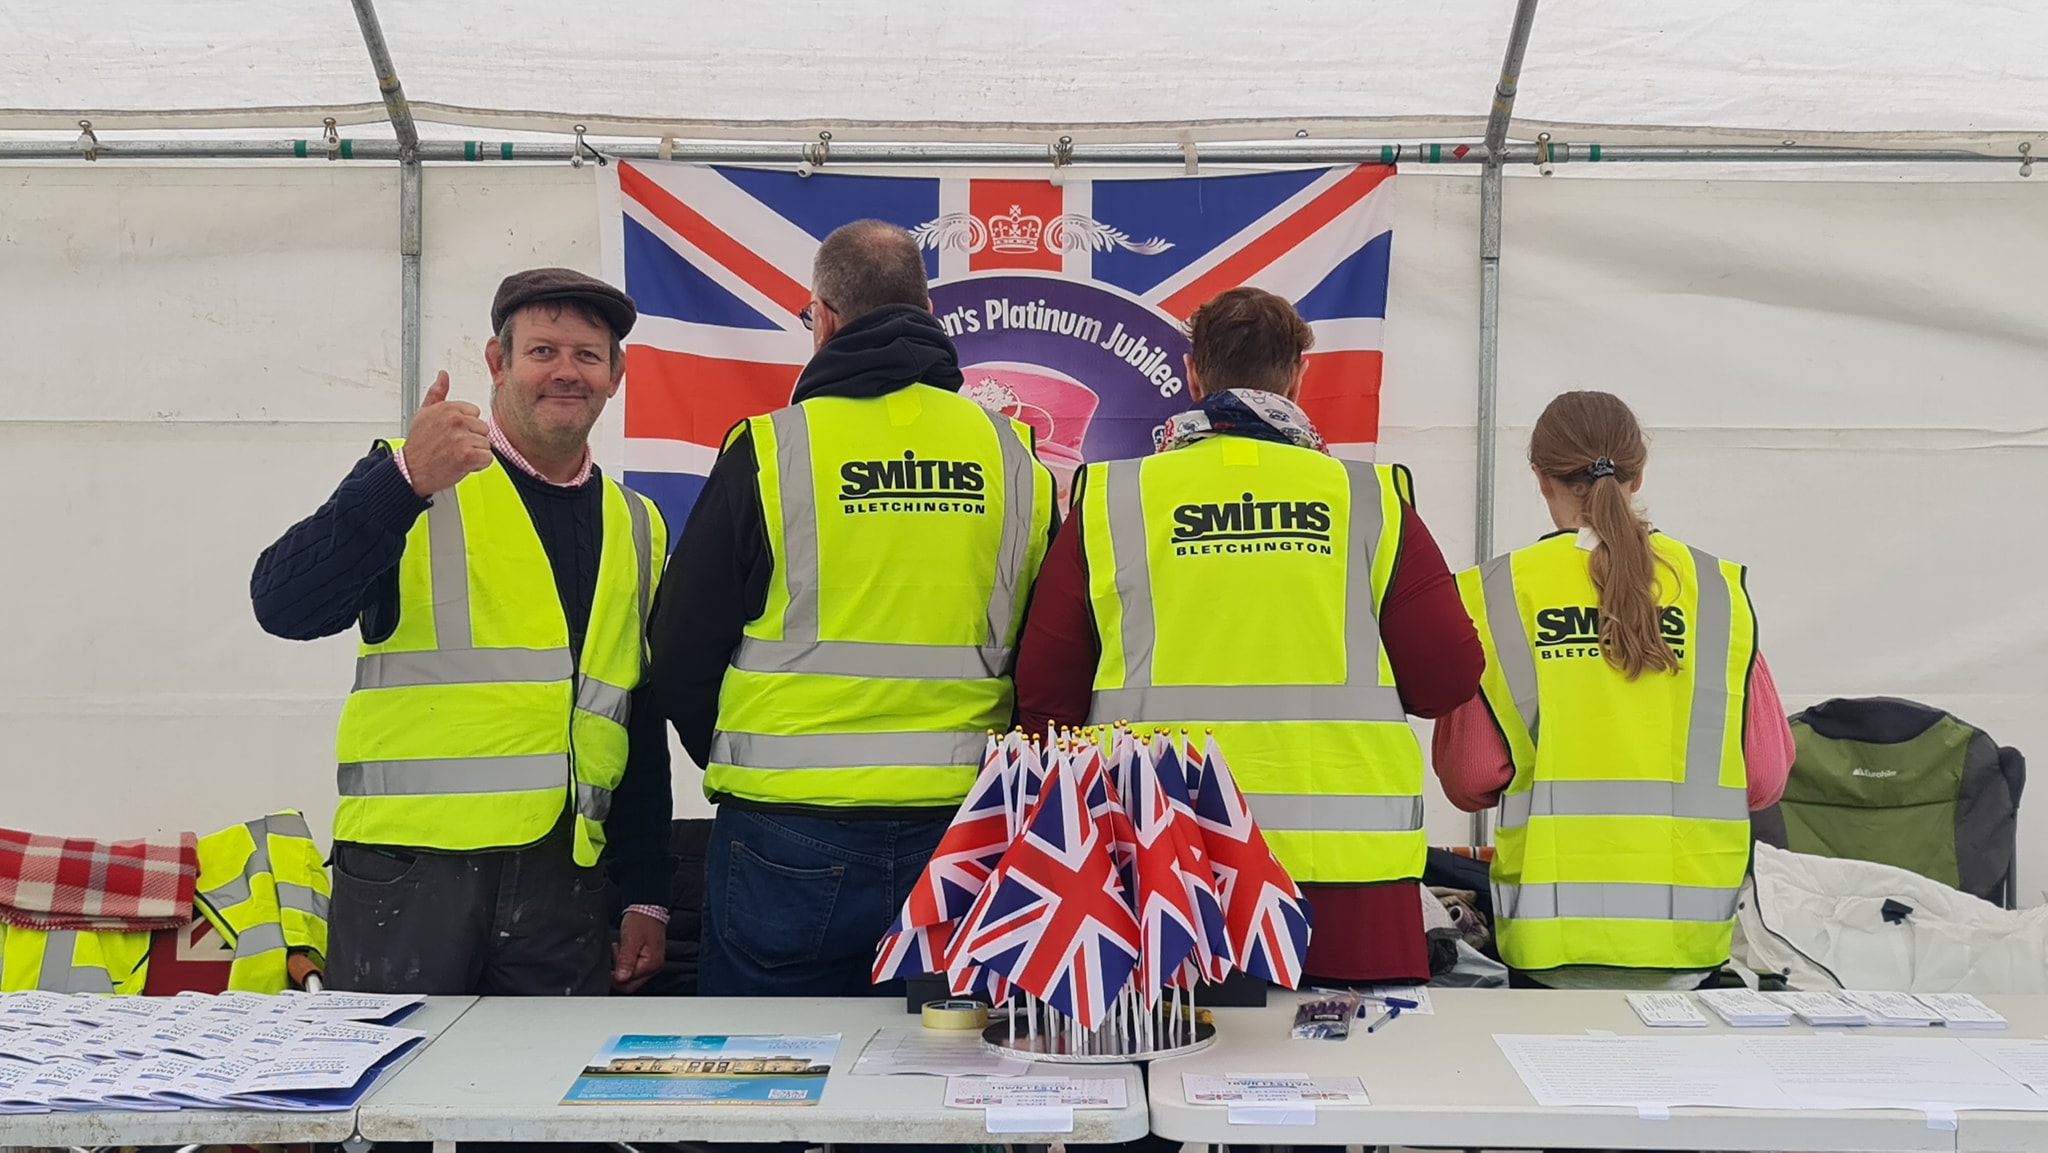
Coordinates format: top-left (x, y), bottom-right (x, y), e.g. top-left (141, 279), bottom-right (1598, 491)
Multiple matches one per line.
top-left (840, 451), bottom-right (987, 514)
top-left (1533, 604), bottom-right (1687, 660)
top-left (1171, 493), bottom-right (1333, 556)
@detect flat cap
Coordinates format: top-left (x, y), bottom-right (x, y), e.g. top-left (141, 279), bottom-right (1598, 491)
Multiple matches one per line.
top-left (491, 267), bottom-right (637, 340)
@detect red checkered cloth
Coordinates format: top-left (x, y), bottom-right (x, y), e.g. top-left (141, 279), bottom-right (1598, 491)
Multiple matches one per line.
top-left (0, 827), bottom-right (198, 932)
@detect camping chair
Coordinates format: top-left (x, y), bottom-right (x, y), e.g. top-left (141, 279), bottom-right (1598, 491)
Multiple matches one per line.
top-left (1752, 697), bottom-right (2027, 908)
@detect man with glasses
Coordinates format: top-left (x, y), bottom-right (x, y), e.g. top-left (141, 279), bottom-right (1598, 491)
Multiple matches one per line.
top-left (649, 220), bottom-right (1058, 997)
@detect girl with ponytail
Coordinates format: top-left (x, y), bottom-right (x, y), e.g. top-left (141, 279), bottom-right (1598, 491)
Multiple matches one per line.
top-left (1434, 390), bottom-right (1797, 990)
top-left (1527, 390), bottom-right (1676, 679)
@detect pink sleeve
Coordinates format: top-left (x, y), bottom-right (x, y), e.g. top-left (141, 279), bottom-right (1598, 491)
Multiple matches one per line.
top-left (1430, 694), bottom-right (1516, 813)
top-left (1743, 653), bottom-right (1796, 810)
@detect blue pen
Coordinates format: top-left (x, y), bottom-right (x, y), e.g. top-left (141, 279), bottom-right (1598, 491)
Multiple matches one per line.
top-left (1356, 994), bottom-right (1419, 1019)
top-left (1365, 1004), bottom-right (1403, 1033)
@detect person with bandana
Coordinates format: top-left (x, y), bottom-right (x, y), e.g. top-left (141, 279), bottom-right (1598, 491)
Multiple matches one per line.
top-left (1012, 286), bottom-right (1483, 986)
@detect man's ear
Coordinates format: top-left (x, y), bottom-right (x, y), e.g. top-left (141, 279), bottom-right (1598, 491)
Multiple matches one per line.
top-left (485, 336), bottom-right (508, 388)
top-left (605, 353), bottom-right (626, 397)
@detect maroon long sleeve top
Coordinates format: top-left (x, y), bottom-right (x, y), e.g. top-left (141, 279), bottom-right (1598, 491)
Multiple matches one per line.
top-left (1013, 485), bottom-right (1484, 983)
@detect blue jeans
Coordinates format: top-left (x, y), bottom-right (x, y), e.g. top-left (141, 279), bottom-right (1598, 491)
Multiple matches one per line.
top-left (699, 805), bottom-right (949, 998)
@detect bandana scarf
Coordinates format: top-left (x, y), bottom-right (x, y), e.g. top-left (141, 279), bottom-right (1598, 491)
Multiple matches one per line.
top-left (1158, 388), bottom-right (1327, 455)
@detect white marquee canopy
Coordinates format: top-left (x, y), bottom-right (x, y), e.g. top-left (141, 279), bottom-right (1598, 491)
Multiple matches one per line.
top-left (4, 1), bottom-right (2044, 149)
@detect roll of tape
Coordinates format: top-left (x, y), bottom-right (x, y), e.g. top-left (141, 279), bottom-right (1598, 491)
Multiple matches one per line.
top-left (921, 998), bottom-right (989, 1031)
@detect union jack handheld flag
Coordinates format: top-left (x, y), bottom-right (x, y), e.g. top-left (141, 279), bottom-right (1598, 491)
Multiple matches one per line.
top-left (1193, 732), bottom-right (1313, 988)
top-left (958, 752), bottom-right (1140, 1029)
top-left (872, 734), bottom-right (1013, 983)
top-left (1148, 735), bottom-right (1234, 986)
top-left (1126, 739), bottom-right (1201, 1006)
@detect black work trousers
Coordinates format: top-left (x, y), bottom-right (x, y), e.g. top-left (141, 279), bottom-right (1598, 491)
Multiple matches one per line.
top-left (326, 813), bottom-right (610, 996)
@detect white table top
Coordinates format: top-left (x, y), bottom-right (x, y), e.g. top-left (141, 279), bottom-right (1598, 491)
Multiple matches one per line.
top-left (354, 995), bottom-right (1150, 1144)
top-left (1148, 987), bottom-right (2048, 1151)
top-left (1950, 996), bottom-right (2048, 1153)
top-left (0, 995), bottom-right (477, 1149)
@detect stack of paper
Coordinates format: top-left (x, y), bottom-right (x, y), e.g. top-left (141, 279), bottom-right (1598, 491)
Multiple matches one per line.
top-left (1916, 993), bottom-right (2007, 1030)
top-left (0, 990), bottom-right (424, 1113)
top-left (1496, 1032), bottom-right (2048, 1116)
top-left (277, 991), bottom-right (425, 1025)
top-left (1771, 991), bottom-right (1875, 1026)
top-left (1697, 988), bottom-right (1793, 1027)
top-left (1627, 993), bottom-right (1711, 1028)
top-left (1840, 991), bottom-right (1944, 1027)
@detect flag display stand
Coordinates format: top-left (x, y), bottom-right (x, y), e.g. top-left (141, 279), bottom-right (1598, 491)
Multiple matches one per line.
top-left (982, 987), bottom-right (1217, 1063)
top-left (874, 728), bottom-right (1315, 1064)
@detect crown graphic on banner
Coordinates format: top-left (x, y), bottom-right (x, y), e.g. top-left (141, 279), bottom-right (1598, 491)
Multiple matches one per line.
top-left (988, 205), bottom-right (1045, 253)
top-left (911, 210), bottom-right (1173, 257)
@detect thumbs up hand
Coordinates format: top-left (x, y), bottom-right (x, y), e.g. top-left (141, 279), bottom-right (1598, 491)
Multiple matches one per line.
top-left (400, 371), bottom-right (493, 497)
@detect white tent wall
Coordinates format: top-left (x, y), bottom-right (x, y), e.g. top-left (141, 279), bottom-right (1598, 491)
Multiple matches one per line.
top-left (4, 165), bottom-right (2043, 904)
top-left (6, 1), bottom-right (2046, 147)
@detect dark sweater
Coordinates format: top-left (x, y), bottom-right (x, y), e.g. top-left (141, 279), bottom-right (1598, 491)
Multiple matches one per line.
top-left (250, 444), bottom-right (675, 907)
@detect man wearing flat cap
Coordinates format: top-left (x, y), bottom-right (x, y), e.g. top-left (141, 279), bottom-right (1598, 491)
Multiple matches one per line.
top-left (252, 268), bottom-right (674, 997)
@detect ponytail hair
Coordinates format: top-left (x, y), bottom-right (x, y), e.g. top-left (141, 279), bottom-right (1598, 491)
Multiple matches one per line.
top-left (1529, 391), bottom-right (1677, 680)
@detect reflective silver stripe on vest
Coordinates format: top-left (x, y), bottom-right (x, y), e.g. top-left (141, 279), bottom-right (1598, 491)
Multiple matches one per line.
top-left (771, 405), bottom-right (822, 645)
top-left (275, 881), bottom-right (331, 921)
top-left (1088, 683), bottom-right (1407, 724)
top-left (983, 406), bottom-right (1035, 649)
top-left (622, 484), bottom-right (655, 641)
top-left (1477, 553), bottom-right (1540, 745)
top-left (1684, 546), bottom-right (1735, 794)
top-left (575, 676), bottom-right (634, 726)
top-left (752, 403), bottom-right (1035, 681)
top-left (1338, 460), bottom-right (1386, 678)
top-left (577, 781), bottom-right (613, 822)
top-left (1500, 779), bottom-right (1749, 827)
top-left (712, 729), bottom-right (986, 771)
top-left (355, 647), bottom-right (575, 690)
top-left (338, 753), bottom-right (570, 796)
top-left (232, 921), bottom-right (289, 958)
top-left (1244, 792), bottom-right (1424, 833)
top-left (1493, 881), bottom-right (1741, 923)
top-left (428, 483), bottom-right (471, 645)
top-left (1494, 547), bottom-right (1746, 831)
top-left (733, 638), bottom-right (1011, 680)
top-left (1093, 457), bottom-right (1395, 707)
top-left (1102, 459), bottom-right (1155, 685)
top-left (265, 812), bottom-right (314, 841)
top-left (198, 815), bottom-right (326, 958)
top-left (198, 818), bottom-right (271, 909)
top-left (37, 931), bottom-right (115, 994)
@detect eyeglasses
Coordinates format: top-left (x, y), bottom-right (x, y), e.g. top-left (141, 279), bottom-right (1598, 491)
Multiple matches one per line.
top-left (798, 299), bottom-right (837, 331)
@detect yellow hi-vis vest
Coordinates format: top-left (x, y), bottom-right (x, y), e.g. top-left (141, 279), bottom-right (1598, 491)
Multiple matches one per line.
top-left (334, 444), bottom-right (666, 866)
top-left (0, 926), bottom-right (150, 994)
top-left (1458, 531), bottom-right (1756, 972)
top-left (708, 384), bottom-right (1054, 808)
top-left (1077, 436), bottom-right (1426, 884)
top-left (194, 811), bottom-right (331, 992)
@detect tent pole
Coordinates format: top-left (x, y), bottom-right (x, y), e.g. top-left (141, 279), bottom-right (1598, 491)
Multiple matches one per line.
top-left (347, 0), bottom-right (424, 426)
top-left (0, 140), bottom-right (2019, 165)
top-left (1473, 0), bottom-right (1541, 850)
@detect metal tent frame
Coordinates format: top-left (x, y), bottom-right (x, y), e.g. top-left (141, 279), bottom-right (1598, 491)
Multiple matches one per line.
top-left (6, 0), bottom-right (2033, 847)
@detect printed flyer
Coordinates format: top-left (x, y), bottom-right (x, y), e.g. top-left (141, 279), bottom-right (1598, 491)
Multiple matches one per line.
top-left (563, 1034), bottom-right (840, 1105)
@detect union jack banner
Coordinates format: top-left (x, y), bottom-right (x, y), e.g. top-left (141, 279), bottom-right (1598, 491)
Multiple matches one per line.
top-left (600, 161), bottom-right (1397, 540)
